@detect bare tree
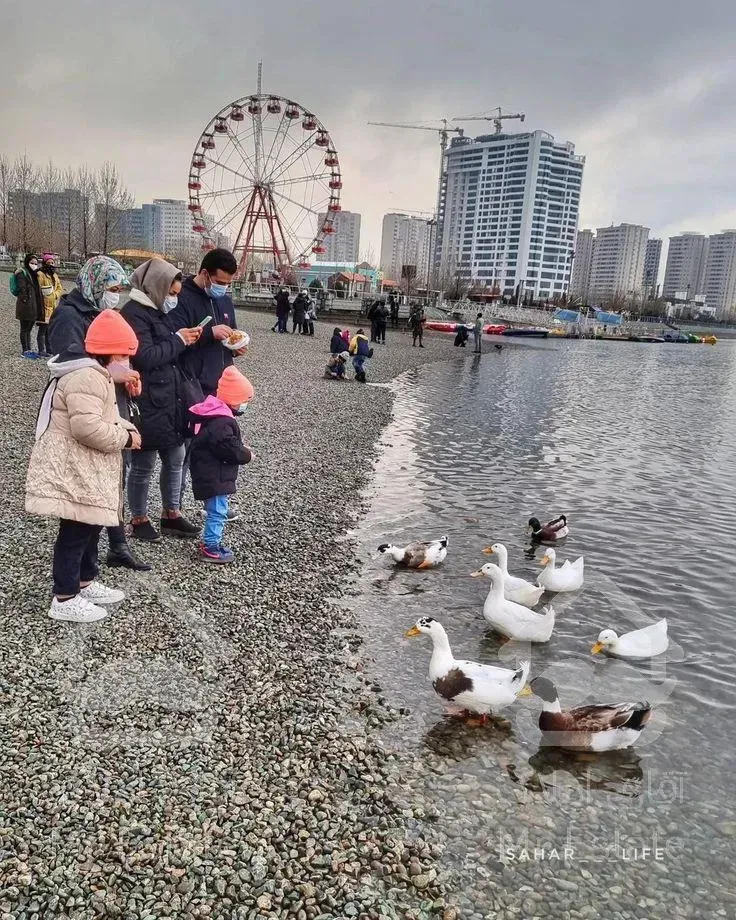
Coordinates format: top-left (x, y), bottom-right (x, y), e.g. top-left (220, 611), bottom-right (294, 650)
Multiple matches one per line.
top-left (0, 155), bottom-right (12, 249)
top-left (95, 161), bottom-right (134, 253)
top-left (59, 167), bottom-right (80, 260)
top-left (75, 166), bottom-right (97, 258)
top-left (11, 154), bottom-right (40, 252)
top-left (38, 160), bottom-right (61, 254)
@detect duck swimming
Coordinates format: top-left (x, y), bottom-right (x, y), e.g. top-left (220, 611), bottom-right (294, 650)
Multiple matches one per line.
top-left (526, 676), bottom-right (652, 751)
top-left (377, 535), bottom-right (448, 569)
top-left (405, 617), bottom-right (531, 720)
top-left (591, 619), bottom-right (668, 659)
top-left (537, 547), bottom-right (584, 593)
top-left (528, 515), bottom-right (569, 542)
top-left (471, 563), bottom-right (556, 642)
top-left (482, 542), bottom-right (544, 608)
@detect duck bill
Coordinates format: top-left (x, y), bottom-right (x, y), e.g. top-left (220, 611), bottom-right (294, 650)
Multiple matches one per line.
top-left (590, 642), bottom-right (604, 654)
top-left (469, 570), bottom-right (485, 578)
top-left (481, 546), bottom-right (494, 555)
top-left (539, 556), bottom-right (550, 566)
top-left (518, 685), bottom-right (533, 697)
top-left (405, 626), bottom-right (421, 638)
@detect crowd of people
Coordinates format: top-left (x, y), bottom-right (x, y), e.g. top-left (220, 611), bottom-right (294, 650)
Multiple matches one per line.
top-left (271, 288), bottom-right (316, 335)
top-left (12, 253), bottom-right (64, 358)
top-left (21, 248), bottom-right (254, 624)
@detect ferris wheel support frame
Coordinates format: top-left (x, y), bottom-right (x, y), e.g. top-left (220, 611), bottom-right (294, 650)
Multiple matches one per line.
top-left (232, 185), bottom-right (294, 278)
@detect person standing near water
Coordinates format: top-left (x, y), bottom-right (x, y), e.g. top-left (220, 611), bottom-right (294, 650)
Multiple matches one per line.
top-left (48, 255), bottom-right (151, 573)
top-left (13, 254), bottom-right (44, 358)
top-left (409, 304), bottom-right (426, 348)
top-left (473, 312), bottom-right (483, 353)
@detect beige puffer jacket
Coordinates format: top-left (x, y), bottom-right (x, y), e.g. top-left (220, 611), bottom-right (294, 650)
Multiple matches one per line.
top-left (26, 365), bottom-right (136, 526)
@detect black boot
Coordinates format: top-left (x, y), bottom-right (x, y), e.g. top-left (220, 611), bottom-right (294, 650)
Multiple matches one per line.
top-left (107, 542), bottom-right (152, 572)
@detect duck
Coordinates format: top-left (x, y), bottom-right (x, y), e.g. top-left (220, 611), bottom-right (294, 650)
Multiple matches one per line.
top-left (377, 535), bottom-right (448, 569)
top-left (591, 619), bottom-right (668, 659)
top-left (537, 547), bottom-right (584, 593)
top-left (528, 515), bottom-right (569, 542)
top-left (525, 676), bottom-right (652, 751)
top-left (482, 542), bottom-right (544, 608)
top-left (405, 617), bottom-right (531, 719)
top-left (471, 563), bottom-right (556, 642)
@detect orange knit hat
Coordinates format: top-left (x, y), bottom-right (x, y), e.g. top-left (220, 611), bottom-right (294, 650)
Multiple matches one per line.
top-left (217, 366), bottom-right (254, 406)
top-left (84, 310), bottom-right (138, 356)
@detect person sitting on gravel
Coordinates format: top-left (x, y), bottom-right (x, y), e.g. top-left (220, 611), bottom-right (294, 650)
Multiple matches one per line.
top-left (189, 367), bottom-right (254, 565)
top-left (25, 310), bottom-right (142, 623)
top-left (121, 258), bottom-right (204, 543)
top-left (47, 255), bottom-right (151, 573)
top-left (349, 328), bottom-right (372, 383)
top-left (324, 351), bottom-right (349, 379)
top-left (330, 327), bottom-right (346, 354)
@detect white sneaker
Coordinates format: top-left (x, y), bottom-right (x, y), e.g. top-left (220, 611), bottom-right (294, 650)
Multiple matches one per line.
top-left (79, 581), bottom-right (125, 605)
top-left (49, 595), bottom-right (108, 623)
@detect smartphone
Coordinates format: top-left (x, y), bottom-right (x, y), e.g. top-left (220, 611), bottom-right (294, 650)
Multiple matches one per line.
top-left (197, 315), bottom-right (213, 329)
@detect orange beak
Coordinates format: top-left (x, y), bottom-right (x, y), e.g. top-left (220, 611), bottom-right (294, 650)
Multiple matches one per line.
top-left (470, 570), bottom-right (485, 578)
top-left (482, 546), bottom-right (494, 555)
top-left (591, 642), bottom-right (604, 654)
top-left (405, 625), bottom-right (421, 638)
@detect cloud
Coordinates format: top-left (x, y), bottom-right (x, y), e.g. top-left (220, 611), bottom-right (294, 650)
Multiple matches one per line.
top-left (2, 0), bottom-right (735, 259)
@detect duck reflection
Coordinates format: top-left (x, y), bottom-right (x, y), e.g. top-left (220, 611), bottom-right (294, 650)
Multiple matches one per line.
top-left (421, 712), bottom-right (515, 762)
top-left (527, 747), bottom-right (644, 800)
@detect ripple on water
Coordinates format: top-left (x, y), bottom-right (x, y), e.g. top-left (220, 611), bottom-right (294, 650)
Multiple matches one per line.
top-left (355, 340), bottom-right (736, 912)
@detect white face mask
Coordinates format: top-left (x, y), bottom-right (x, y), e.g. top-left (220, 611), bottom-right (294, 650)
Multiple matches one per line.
top-left (29, 262), bottom-right (39, 271)
top-left (101, 290), bottom-right (120, 310)
top-left (162, 295), bottom-right (178, 313)
top-left (107, 359), bottom-right (131, 382)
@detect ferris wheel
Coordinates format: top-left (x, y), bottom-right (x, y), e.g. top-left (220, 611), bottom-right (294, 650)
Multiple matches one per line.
top-left (187, 74), bottom-right (341, 280)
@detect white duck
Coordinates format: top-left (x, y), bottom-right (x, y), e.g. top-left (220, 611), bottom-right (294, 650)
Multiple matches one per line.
top-left (482, 542), bottom-right (544, 608)
top-left (591, 619), bottom-right (668, 659)
top-left (405, 617), bottom-right (531, 719)
top-left (471, 563), bottom-right (556, 642)
top-left (537, 547), bottom-right (584, 593)
top-left (377, 535), bottom-right (448, 569)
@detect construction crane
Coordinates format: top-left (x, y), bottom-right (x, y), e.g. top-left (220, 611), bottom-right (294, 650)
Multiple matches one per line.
top-left (368, 120), bottom-right (464, 289)
top-left (453, 107), bottom-right (526, 135)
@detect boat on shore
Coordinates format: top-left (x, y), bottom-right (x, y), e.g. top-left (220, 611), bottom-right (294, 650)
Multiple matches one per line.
top-left (502, 327), bottom-right (549, 339)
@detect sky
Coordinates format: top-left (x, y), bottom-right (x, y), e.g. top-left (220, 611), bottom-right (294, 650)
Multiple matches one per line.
top-left (2, 0), bottom-right (736, 272)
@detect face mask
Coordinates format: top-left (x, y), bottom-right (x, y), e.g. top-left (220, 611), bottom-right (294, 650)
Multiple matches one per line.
top-left (101, 290), bottom-right (120, 310)
top-left (207, 281), bottom-right (229, 299)
top-left (29, 262), bottom-right (39, 271)
top-left (107, 359), bottom-right (131, 382)
top-left (162, 295), bottom-right (178, 313)
top-left (232, 403), bottom-right (249, 416)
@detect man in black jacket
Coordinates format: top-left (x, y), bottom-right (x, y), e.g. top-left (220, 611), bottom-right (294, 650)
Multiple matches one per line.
top-left (167, 249), bottom-right (242, 398)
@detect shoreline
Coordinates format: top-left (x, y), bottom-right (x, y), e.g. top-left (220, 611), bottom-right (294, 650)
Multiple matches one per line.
top-left (0, 298), bottom-right (459, 919)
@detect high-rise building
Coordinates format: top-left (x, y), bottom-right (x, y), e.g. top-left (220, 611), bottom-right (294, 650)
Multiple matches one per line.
top-left (435, 129), bottom-right (584, 298)
top-left (570, 229), bottom-right (595, 301)
top-left (643, 238), bottom-right (662, 294)
top-left (703, 231), bottom-right (736, 319)
top-left (380, 213), bottom-right (432, 283)
top-left (662, 232), bottom-right (708, 300)
top-left (316, 210), bottom-right (360, 263)
top-left (588, 223), bottom-right (649, 303)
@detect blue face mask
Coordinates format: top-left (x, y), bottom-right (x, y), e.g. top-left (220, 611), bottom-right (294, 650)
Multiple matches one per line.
top-left (162, 295), bottom-right (178, 313)
top-left (232, 403), bottom-right (249, 416)
top-left (207, 282), bottom-right (229, 299)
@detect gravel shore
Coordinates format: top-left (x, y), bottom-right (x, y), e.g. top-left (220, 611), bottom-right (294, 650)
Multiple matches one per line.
top-left (0, 288), bottom-right (461, 920)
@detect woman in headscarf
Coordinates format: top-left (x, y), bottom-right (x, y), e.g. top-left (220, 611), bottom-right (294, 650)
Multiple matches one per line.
top-left (37, 254), bottom-right (65, 354)
top-left (14, 253), bottom-right (44, 357)
top-left (47, 255), bottom-right (151, 573)
top-left (121, 259), bottom-right (203, 542)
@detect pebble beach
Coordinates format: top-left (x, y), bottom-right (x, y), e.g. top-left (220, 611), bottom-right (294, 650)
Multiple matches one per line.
top-left (0, 288), bottom-right (460, 920)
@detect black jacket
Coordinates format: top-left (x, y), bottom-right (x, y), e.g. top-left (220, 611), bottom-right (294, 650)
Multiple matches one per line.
top-left (190, 415), bottom-right (251, 501)
top-left (14, 270), bottom-right (43, 323)
top-left (120, 297), bottom-right (187, 450)
top-left (330, 331), bottom-right (346, 354)
top-left (166, 277), bottom-right (237, 397)
top-left (274, 291), bottom-right (290, 317)
top-left (292, 293), bottom-right (308, 323)
top-left (47, 289), bottom-right (129, 420)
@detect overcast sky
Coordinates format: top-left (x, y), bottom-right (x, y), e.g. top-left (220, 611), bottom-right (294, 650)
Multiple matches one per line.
top-left (2, 0), bottom-right (736, 267)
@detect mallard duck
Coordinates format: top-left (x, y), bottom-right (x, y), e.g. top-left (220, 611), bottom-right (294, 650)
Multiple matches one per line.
top-left (591, 619), bottom-right (668, 659)
top-left (537, 548), bottom-right (584, 592)
top-left (528, 515), bottom-right (569, 542)
top-left (525, 676), bottom-right (652, 751)
top-left (377, 535), bottom-right (448, 569)
top-left (471, 563), bottom-right (556, 642)
top-left (405, 617), bottom-right (531, 719)
top-left (482, 542), bottom-right (544, 608)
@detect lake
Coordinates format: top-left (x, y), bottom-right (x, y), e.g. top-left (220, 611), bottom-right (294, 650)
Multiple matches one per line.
top-left (353, 338), bottom-right (736, 919)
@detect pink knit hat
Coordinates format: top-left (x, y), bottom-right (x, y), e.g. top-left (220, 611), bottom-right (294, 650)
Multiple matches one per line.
top-left (85, 310), bottom-right (138, 356)
top-left (217, 367), bottom-right (254, 406)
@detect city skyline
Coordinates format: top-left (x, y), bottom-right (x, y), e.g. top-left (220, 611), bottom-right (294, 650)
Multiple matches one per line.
top-left (1, 1), bottom-right (735, 265)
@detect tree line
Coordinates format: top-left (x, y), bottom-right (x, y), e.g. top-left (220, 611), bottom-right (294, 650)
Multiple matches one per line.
top-left (0, 154), bottom-right (133, 259)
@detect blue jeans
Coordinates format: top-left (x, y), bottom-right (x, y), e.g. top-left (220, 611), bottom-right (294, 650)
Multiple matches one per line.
top-left (128, 444), bottom-right (186, 517)
top-left (203, 495), bottom-right (230, 548)
top-left (352, 355), bottom-right (366, 375)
